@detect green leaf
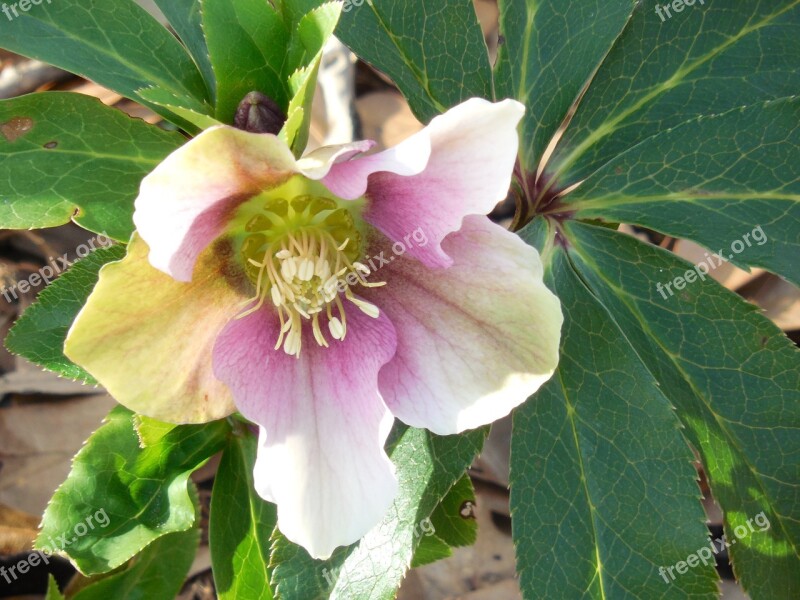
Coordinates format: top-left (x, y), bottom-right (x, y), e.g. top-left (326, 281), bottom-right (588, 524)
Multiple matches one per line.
top-left (0, 0), bottom-right (209, 121)
top-left (410, 532), bottom-right (452, 569)
top-left (565, 98), bottom-right (800, 286)
top-left (562, 220), bottom-right (800, 598)
top-left (5, 245), bottom-right (126, 384)
top-left (45, 575), bottom-right (65, 600)
top-left (410, 474), bottom-right (478, 568)
top-left (202, 0), bottom-right (340, 152)
top-left (270, 0), bottom-right (337, 73)
top-left (210, 430), bottom-right (277, 600)
top-left (336, 0), bottom-right (493, 123)
top-left (270, 425), bottom-right (486, 600)
top-left (0, 92), bottom-right (184, 240)
top-left (494, 0), bottom-right (635, 170)
top-left (280, 2), bottom-right (342, 155)
top-left (548, 0), bottom-right (800, 183)
top-left (511, 224), bottom-right (718, 599)
top-left (276, 0), bottom-right (329, 25)
top-left (134, 415), bottom-right (180, 447)
top-left (203, 0), bottom-right (289, 123)
top-left (36, 406), bottom-right (230, 575)
top-left (152, 0), bottom-right (216, 101)
top-left (428, 474), bottom-right (477, 548)
top-left (137, 86), bottom-right (222, 131)
top-left (73, 525), bottom-right (199, 600)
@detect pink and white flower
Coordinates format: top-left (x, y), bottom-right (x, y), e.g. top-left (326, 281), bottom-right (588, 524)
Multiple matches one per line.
top-left (65, 98), bottom-right (563, 558)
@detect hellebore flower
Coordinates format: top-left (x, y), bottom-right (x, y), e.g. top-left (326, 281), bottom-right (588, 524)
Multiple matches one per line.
top-left (65, 98), bottom-right (563, 559)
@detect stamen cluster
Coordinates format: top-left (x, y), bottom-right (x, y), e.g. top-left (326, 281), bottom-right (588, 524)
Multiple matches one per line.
top-left (238, 195), bottom-right (383, 357)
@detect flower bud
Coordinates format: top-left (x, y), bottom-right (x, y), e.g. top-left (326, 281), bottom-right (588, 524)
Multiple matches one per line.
top-left (234, 92), bottom-right (286, 135)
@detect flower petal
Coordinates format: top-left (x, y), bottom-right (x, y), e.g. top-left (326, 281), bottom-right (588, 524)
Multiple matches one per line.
top-left (320, 132), bottom-right (432, 199)
top-left (323, 98), bottom-right (525, 268)
top-left (134, 126), bottom-right (297, 282)
top-left (296, 140), bottom-right (376, 180)
top-left (365, 215), bottom-right (562, 434)
top-left (211, 303), bottom-right (399, 559)
top-left (65, 235), bottom-right (244, 423)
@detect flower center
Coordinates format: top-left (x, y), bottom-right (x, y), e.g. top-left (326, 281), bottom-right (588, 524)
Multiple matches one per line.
top-left (237, 194), bottom-right (383, 357)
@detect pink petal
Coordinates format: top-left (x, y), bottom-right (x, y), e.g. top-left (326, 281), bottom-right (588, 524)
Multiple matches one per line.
top-left (364, 216), bottom-right (562, 434)
top-left (323, 98), bottom-right (525, 268)
top-left (211, 303), bottom-right (399, 559)
top-left (320, 133), bottom-right (432, 199)
top-left (134, 126), bottom-right (297, 282)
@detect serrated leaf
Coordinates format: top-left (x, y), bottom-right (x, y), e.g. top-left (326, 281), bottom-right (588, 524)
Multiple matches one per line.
top-left (548, 0), bottom-right (800, 183)
top-left (0, 92), bottom-right (184, 240)
top-left (494, 0), bottom-right (635, 170)
top-left (270, 425), bottom-right (485, 600)
top-left (134, 415), bottom-right (180, 447)
top-left (5, 245), bottom-right (126, 384)
top-left (45, 575), bottom-right (65, 600)
top-left (73, 524), bottom-right (199, 600)
top-left (36, 406), bottom-right (229, 575)
top-left (137, 86), bottom-right (221, 132)
top-left (152, 0), bottom-right (216, 101)
top-left (203, 0), bottom-right (289, 123)
top-left (336, 0), bottom-right (492, 124)
top-left (562, 220), bottom-right (800, 598)
top-left (565, 98), bottom-right (800, 286)
top-left (210, 430), bottom-right (277, 600)
top-left (202, 0), bottom-right (340, 152)
top-left (280, 2), bottom-right (342, 155)
top-left (0, 0), bottom-right (208, 121)
top-left (428, 474), bottom-right (477, 548)
top-left (511, 224), bottom-right (718, 599)
top-left (410, 533), bottom-right (452, 569)
top-left (276, 0), bottom-right (329, 25)
top-left (409, 473), bottom-right (478, 569)
top-left (409, 474), bottom-right (478, 569)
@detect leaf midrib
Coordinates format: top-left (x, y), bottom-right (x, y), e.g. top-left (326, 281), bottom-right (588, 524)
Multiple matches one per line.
top-left (550, 0), bottom-right (800, 182)
top-left (514, 2), bottom-right (538, 107)
top-left (14, 10), bottom-right (204, 103)
top-left (566, 226), bottom-right (800, 562)
top-left (0, 148), bottom-right (166, 166)
top-left (555, 364), bottom-right (609, 600)
top-left (235, 441), bottom-right (272, 599)
top-left (362, 0), bottom-right (446, 115)
top-left (569, 192), bottom-right (800, 212)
